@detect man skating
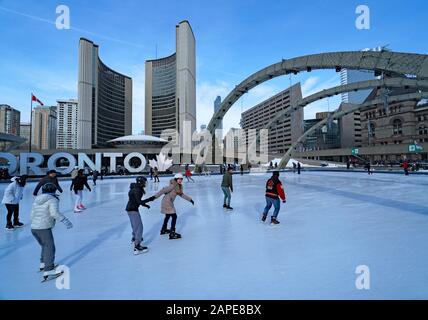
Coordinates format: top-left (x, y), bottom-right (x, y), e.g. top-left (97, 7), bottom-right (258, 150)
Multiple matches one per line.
top-left (33, 170), bottom-right (63, 196)
top-left (126, 176), bottom-right (151, 255)
top-left (262, 171), bottom-right (286, 225)
top-left (221, 167), bottom-right (234, 210)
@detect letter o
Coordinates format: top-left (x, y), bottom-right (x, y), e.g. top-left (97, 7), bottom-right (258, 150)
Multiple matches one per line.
top-left (0, 153), bottom-right (18, 175)
top-left (124, 153), bottom-right (147, 173)
top-left (47, 153), bottom-right (77, 175)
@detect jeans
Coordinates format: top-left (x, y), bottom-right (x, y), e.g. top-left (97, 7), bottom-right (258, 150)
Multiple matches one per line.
top-left (74, 190), bottom-right (83, 209)
top-left (162, 213), bottom-right (177, 232)
top-left (127, 211), bottom-right (143, 246)
top-left (5, 204), bottom-right (19, 224)
top-left (221, 187), bottom-right (231, 206)
top-left (31, 228), bottom-right (56, 271)
top-left (263, 197), bottom-right (281, 218)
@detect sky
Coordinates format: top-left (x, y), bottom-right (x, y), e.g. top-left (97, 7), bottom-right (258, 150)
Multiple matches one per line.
top-left (1, 0), bottom-right (427, 134)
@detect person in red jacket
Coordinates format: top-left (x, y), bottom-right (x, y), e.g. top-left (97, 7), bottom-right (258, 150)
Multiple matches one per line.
top-left (402, 160), bottom-right (410, 176)
top-left (262, 171), bottom-right (286, 225)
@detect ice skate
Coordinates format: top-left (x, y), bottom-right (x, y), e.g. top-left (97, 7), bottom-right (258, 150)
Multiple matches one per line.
top-left (226, 205), bottom-right (233, 210)
top-left (270, 218), bottom-right (280, 225)
top-left (78, 204), bottom-right (87, 210)
top-left (13, 221), bottom-right (24, 228)
top-left (160, 228), bottom-right (171, 235)
top-left (261, 214), bottom-right (267, 222)
top-left (42, 269), bottom-right (64, 282)
top-left (223, 204), bottom-right (227, 208)
top-left (169, 231), bottom-right (182, 240)
top-left (5, 223), bottom-right (14, 231)
top-left (134, 244), bottom-right (149, 255)
top-left (74, 208), bottom-right (82, 213)
top-left (39, 263), bottom-right (58, 272)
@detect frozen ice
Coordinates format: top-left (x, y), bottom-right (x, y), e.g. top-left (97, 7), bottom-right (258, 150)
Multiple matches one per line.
top-left (1, 171), bottom-right (428, 299)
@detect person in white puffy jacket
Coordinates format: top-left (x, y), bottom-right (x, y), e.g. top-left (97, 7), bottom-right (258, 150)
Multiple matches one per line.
top-left (30, 182), bottom-right (73, 278)
top-left (2, 175), bottom-right (27, 230)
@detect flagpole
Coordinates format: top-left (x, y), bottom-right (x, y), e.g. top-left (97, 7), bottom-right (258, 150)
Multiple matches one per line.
top-left (29, 93), bottom-right (33, 153)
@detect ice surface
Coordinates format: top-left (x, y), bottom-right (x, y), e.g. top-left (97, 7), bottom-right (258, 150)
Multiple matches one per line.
top-left (1, 171), bottom-right (428, 299)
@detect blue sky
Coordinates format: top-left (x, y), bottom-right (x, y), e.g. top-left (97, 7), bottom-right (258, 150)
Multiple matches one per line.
top-left (1, 0), bottom-right (427, 133)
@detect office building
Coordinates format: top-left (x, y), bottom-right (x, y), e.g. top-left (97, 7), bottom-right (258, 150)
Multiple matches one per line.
top-left (57, 99), bottom-right (79, 149)
top-left (32, 106), bottom-right (57, 150)
top-left (0, 105), bottom-right (21, 136)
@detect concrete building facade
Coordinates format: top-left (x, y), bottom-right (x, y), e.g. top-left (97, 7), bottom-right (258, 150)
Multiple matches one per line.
top-left (32, 106), bottom-right (57, 150)
top-left (78, 38), bottom-right (132, 149)
top-left (56, 99), bottom-right (79, 149)
top-left (0, 105), bottom-right (21, 136)
top-left (240, 83), bottom-right (304, 155)
top-left (145, 21), bottom-right (196, 143)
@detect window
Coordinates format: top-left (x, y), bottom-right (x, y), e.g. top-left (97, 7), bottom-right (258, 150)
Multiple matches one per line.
top-left (393, 119), bottom-right (402, 135)
top-left (419, 126), bottom-right (428, 135)
top-left (369, 122), bottom-right (375, 137)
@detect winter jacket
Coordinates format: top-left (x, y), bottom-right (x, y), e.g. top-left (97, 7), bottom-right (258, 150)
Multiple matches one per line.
top-left (71, 169), bottom-right (79, 179)
top-left (221, 172), bottom-right (233, 190)
top-left (126, 183), bottom-right (145, 212)
top-left (1, 177), bottom-right (24, 205)
top-left (70, 176), bottom-right (91, 193)
top-left (30, 194), bottom-right (65, 230)
top-left (33, 176), bottom-right (63, 196)
top-left (155, 179), bottom-right (192, 214)
top-left (265, 178), bottom-right (286, 201)
top-left (185, 169), bottom-right (192, 177)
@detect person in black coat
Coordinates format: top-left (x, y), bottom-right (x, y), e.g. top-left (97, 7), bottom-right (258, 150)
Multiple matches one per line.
top-left (33, 170), bottom-right (63, 196)
top-left (126, 176), bottom-right (151, 255)
top-left (70, 169), bottom-right (91, 212)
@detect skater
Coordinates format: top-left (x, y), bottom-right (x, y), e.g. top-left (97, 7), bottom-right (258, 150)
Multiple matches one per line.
top-left (92, 170), bottom-right (99, 186)
top-left (366, 161), bottom-right (372, 175)
top-left (240, 164), bottom-right (244, 176)
top-left (297, 162), bottom-right (301, 175)
top-left (261, 171), bottom-right (286, 225)
top-left (185, 164), bottom-right (195, 183)
top-left (70, 169), bottom-right (91, 213)
top-left (2, 175), bottom-right (28, 230)
top-left (149, 167), bottom-right (154, 180)
top-left (292, 162), bottom-right (297, 173)
top-left (33, 170), bottom-right (63, 196)
top-left (221, 166), bottom-right (234, 210)
top-left (126, 176), bottom-right (151, 255)
top-left (346, 158), bottom-right (351, 170)
top-left (153, 167), bottom-right (160, 183)
top-left (30, 183), bottom-right (73, 281)
top-left (143, 173), bottom-right (194, 240)
top-left (402, 160), bottom-right (409, 176)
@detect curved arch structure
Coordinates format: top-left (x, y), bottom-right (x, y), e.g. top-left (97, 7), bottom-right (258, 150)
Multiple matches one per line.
top-left (278, 92), bottom-right (428, 168)
top-left (208, 51), bottom-right (428, 133)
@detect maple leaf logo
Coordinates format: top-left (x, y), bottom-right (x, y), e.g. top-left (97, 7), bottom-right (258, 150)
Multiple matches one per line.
top-left (149, 153), bottom-right (173, 171)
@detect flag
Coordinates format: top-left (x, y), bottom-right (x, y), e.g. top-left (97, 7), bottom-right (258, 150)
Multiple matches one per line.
top-left (31, 94), bottom-right (44, 106)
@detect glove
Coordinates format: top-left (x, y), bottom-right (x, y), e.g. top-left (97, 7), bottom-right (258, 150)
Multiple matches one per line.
top-left (230, 188), bottom-right (233, 193)
top-left (142, 204), bottom-right (150, 209)
top-left (190, 199), bottom-right (195, 205)
top-left (88, 188), bottom-right (92, 192)
top-left (61, 217), bottom-right (73, 229)
top-left (283, 200), bottom-right (286, 204)
top-left (144, 196), bottom-right (156, 203)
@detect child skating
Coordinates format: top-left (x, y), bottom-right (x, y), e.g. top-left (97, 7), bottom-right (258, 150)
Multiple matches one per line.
top-left (261, 171), bottom-right (286, 225)
top-left (185, 164), bottom-right (195, 183)
top-left (2, 175), bottom-right (28, 230)
top-left (30, 183), bottom-right (73, 282)
top-left (125, 176), bottom-right (151, 255)
top-left (143, 173), bottom-right (194, 240)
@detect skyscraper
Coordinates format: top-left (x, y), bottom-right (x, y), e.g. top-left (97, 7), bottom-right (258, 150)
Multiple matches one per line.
top-left (32, 106), bottom-right (57, 150)
top-left (145, 21), bottom-right (196, 142)
top-left (214, 96), bottom-right (222, 130)
top-left (78, 38), bottom-right (132, 149)
top-left (56, 99), bottom-right (79, 149)
top-left (0, 105), bottom-right (21, 136)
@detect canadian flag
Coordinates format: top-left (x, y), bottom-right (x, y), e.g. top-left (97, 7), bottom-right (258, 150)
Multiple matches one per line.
top-left (31, 94), bottom-right (44, 106)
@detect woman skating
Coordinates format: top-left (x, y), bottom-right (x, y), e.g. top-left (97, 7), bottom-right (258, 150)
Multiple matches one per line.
top-left (2, 175), bottom-right (28, 230)
top-left (185, 164), bottom-right (195, 183)
top-left (30, 183), bottom-right (73, 281)
top-left (70, 169), bottom-right (91, 213)
top-left (143, 173), bottom-right (194, 240)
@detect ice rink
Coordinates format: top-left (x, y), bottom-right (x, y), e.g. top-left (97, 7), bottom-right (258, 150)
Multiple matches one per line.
top-left (1, 171), bottom-right (428, 300)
